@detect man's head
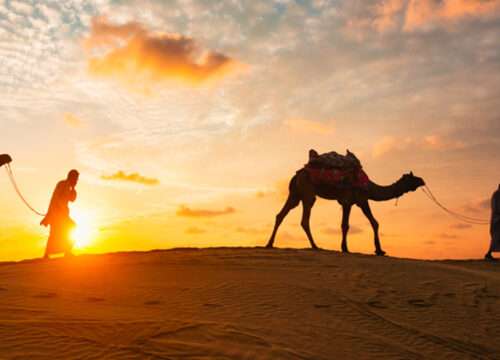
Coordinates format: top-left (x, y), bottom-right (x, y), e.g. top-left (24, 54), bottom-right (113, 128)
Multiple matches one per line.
top-left (67, 169), bottom-right (79, 187)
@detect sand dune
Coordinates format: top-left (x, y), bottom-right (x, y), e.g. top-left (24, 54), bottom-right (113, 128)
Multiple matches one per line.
top-left (0, 248), bottom-right (498, 359)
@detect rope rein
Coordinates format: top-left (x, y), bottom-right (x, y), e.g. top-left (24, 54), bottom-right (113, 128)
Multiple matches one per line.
top-left (421, 184), bottom-right (489, 225)
top-left (5, 164), bottom-right (46, 217)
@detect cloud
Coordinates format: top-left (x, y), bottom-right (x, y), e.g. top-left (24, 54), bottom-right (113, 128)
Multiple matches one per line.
top-left (373, 0), bottom-right (406, 32)
top-left (451, 223), bottom-right (473, 230)
top-left (185, 226), bottom-right (206, 234)
top-left (439, 232), bottom-right (459, 240)
top-left (177, 205), bottom-right (236, 217)
top-left (84, 16), bottom-right (241, 90)
top-left (235, 226), bottom-right (266, 235)
top-left (321, 225), bottom-right (363, 235)
top-left (372, 134), bottom-right (465, 158)
top-left (284, 118), bottom-right (335, 135)
top-left (464, 197), bottom-right (490, 213)
top-left (404, 0), bottom-right (500, 31)
top-left (101, 170), bottom-right (160, 186)
top-left (63, 113), bottom-right (84, 128)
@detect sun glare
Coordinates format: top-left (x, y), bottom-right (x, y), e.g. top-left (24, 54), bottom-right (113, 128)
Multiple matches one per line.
top-left (70, 208), bottom-right (98, 249)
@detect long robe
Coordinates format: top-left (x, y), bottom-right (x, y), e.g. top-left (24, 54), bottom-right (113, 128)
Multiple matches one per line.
top-left (490, 189), bottom-right (500, 252)
top-left (40, 180), bottom-right (77, 255)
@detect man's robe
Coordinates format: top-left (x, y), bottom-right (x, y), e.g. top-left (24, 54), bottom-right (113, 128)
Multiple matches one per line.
top-left (490, 189), bottom-right (500, 252)
top-left (41, 180), bottom-right (77, 255)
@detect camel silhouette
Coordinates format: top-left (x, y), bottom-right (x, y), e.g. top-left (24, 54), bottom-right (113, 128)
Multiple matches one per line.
top-left (266, 169), bottom-right (425, 255)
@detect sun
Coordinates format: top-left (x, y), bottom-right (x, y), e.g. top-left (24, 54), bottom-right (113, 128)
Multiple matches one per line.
top-left (70, 208), bottom-right (98, 249)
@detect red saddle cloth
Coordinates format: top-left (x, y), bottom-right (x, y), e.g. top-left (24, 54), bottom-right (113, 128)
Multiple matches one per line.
top-left (304, 165), bottom-right (370, 189)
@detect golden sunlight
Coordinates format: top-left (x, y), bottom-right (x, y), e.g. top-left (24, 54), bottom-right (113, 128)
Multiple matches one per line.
top-left (70, 208), bottom-right (98, 249)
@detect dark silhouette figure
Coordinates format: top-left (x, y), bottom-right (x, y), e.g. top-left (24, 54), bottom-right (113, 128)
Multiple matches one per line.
top-left (0, 154), bottom-right (12, 167)
top-left (485, 185), bottom-right (500, 261)
top-left (40, 170), bottom-right (79, 259)
top-left (266, 161), bottom-right (425, 256)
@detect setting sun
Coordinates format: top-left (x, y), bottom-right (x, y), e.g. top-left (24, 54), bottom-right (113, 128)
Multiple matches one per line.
top-left (70, 209), bottom-right (98, 249)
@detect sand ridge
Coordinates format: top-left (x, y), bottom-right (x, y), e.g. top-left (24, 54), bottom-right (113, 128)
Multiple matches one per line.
top-left (0, 248), bottom-right (498, 359)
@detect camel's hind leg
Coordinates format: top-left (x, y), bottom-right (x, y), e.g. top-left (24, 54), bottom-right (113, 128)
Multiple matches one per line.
top-left (301, 195), bottom-right (319, 249)
top-left (358, 201), bottom-right (385, 256)
top-left (266, 193), bottom-right (300, 248)
top-left (341, 204), bottom-right (352, 253)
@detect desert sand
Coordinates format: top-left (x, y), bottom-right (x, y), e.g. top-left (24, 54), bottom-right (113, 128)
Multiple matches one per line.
top-left (0, 248), bottom-right (498, 359)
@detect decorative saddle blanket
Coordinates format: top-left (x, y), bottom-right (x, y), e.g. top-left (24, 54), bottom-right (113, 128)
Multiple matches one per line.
top-left (304, 149), bottom-right (369, 189)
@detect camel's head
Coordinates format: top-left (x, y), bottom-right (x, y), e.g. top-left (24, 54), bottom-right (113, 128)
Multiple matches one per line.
top-left (401, 172), bottom-right (425, 192)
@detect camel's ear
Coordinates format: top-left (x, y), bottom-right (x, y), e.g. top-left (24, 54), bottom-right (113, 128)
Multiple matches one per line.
top-left (410, 171), bottom-right (414, 176)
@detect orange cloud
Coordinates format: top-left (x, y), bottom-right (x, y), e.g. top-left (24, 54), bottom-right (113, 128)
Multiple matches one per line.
top-left (101, 170), bottom-right (159, 186)
top-left (63, 112), bottom-right (84, 127)
top-left (404, 0), bottom-right (500, 31)
top-left (185, 226), bottom-right (206, 234)
top-left (84, 16), bottom-right (240, 89)
top-left (177, 205), bottom-right (236, 217)
top-left (285, 118), bottom-right (335, 135)
top-left (372, 134), bottom-right (465, 158)
top-left (373, 0), bottom-right (405, 32)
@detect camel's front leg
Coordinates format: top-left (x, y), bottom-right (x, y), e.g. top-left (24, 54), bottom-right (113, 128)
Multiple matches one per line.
top-left (266, 194), bottom-right (300, 248)
top-left (341, 204), bottom-right (352, 253)
top-left (358, 201), bottom-right (385, 256)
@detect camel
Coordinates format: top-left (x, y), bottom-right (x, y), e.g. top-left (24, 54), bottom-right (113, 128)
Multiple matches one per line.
top-left (266, 169), bottom-right (425, 255)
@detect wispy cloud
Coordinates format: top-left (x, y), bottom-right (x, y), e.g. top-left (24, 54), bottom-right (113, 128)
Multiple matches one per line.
top-left (185, 226), bottom-right (206, 234)
top-left (177, 205), bottom-right (236, 218)
top-left (463, 198), bottom-right (490, 213)
top-left (372, 135), bottom-right (465, 158)
top-left (63, 112), bottom-right (85, 128)
top-left (84, 16), bottom-right (241, 91)
top-left (404, 0), bottom-right (500, 31)
top-left (321, 225), bottom-right (363, 235)
top-left (285, 118), bottom-right (335, 135)
top-left (101, 170), bottom-right (159, 186)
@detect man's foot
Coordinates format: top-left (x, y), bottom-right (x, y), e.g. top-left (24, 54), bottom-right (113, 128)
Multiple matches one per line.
top-left (265, 243), bottom-right (274, 249)
top-left (375, 249), bottom-right (386, 256)
top-left (485, 252), bottom-right (497, 261)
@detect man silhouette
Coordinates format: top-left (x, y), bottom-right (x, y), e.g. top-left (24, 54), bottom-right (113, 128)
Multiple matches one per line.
top-left (485, 185), bottom-right (500, 261)
top-left (40, 170), bottom-right (79, 259)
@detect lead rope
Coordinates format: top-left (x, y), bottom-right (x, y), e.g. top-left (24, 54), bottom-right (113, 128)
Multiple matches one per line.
top-left (5, 164), bottom-right (46, 217)
top-left (421, 184), bottom-right (489, 225)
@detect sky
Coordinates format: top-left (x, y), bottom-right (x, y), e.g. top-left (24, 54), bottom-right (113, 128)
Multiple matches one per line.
top-left (1, 0), bottom-right (499, 261)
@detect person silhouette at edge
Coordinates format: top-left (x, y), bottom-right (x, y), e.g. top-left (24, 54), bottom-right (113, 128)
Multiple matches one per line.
top-left (485, 184), bottom-right (500, 261)
top-left (40, 170), bottom-right (79, 259)
top-left (0, 154), bottom-right (12, 167)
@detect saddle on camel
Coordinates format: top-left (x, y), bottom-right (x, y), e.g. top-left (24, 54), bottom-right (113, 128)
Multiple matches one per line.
top-left (304, 149), bottom-right (369, 189)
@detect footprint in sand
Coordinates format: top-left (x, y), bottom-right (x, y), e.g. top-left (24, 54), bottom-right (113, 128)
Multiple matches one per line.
top-left (87, 297), bottom-right (105, 303)
top-left (144, 300), bottom-right (162, 306)
top-left (203, 303), bottom-right (223, 308)
top-left (408, 299), bottom-right (433, 308)
top-left (33, 292), bottom-right (58, 299)
top-left (367, 300), bottom-right (387, 309)
top-left (314, 304), bottom-right (331, 309)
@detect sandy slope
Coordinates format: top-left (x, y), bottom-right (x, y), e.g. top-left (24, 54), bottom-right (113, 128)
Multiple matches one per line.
top-left (0, 248), bottom-right (498, 359)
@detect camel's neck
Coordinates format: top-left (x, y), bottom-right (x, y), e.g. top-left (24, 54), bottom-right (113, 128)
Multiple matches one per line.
top-left (367, 180), bottom-right (408, 201)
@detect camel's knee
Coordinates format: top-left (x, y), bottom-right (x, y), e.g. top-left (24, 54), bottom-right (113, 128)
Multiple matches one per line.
top-left (301, 219), bottom-right (310, 230)
top-left (371, 220), bottom-right (379, 231)
top-left (342, 224), bottom-right (349, 233)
